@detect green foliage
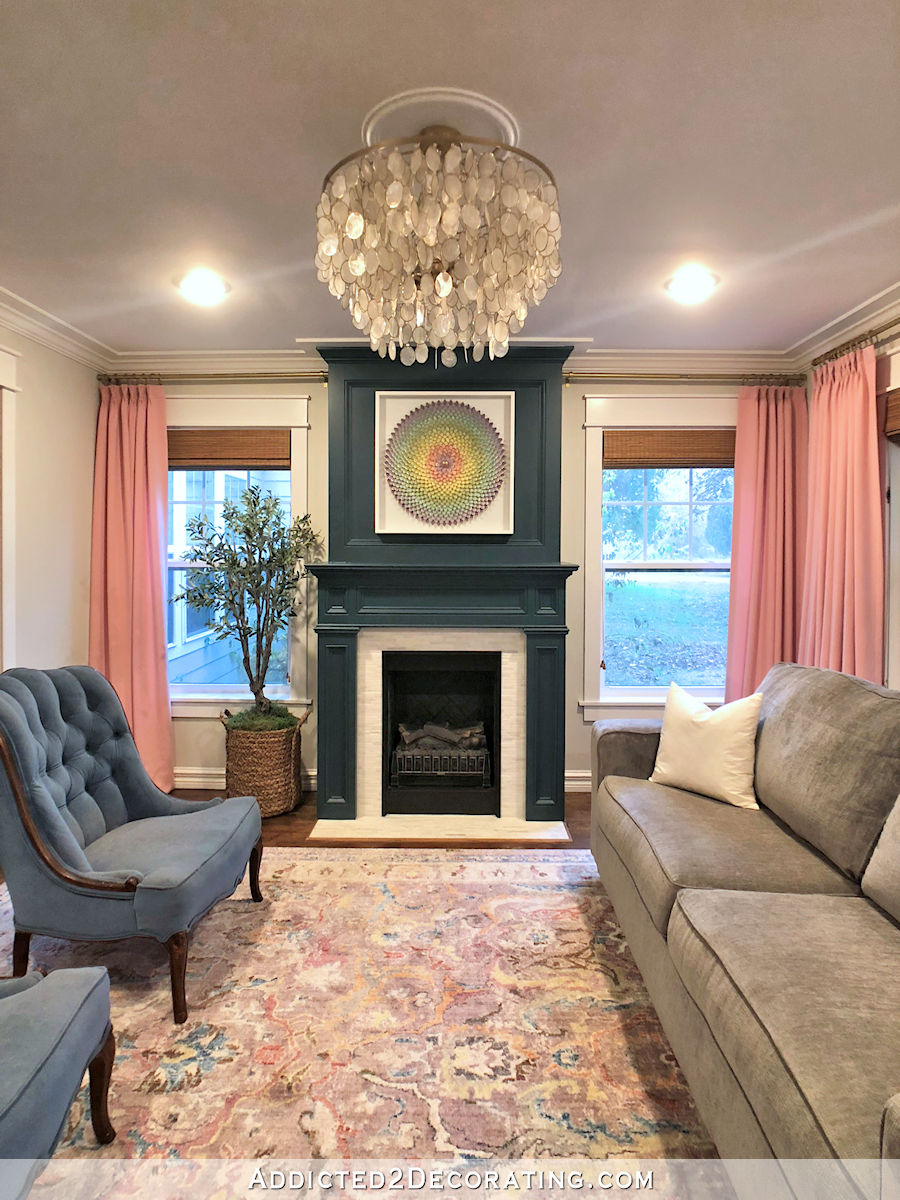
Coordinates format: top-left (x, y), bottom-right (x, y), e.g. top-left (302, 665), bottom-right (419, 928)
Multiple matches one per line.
top-left (176, 485), bottom-right (320, 713)
top-left (225, 703), bottom-right (298, 731)
top-left (604, 570), bottom-right (730, 686)
top-left (602, 468), bottom-right (733, 564)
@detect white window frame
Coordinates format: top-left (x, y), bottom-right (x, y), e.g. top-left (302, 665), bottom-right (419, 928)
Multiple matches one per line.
top-left (165, 394), bottom-right (310, 715)
top-left (581, 388), bottom-right (738, 720)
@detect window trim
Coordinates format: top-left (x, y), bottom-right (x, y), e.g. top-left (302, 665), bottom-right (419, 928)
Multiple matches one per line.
top-left (164, 393), bottom-right (311, 710)
top-left (580, 389), bottom-right (738, 719)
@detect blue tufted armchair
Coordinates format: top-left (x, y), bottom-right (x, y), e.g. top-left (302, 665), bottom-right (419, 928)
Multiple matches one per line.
top-left (0, 665), bottom-right (263, 1023)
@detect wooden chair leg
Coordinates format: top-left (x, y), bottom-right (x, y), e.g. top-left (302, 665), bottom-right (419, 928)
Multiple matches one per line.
top-left (249, 836), bottom-right (263, 903)
top-left (166, 931), bottom-right (189, 1024)
top-left (88, 1028), bottom-right (117, 1144)
top-left (12, 930), bottom-right (31, 977)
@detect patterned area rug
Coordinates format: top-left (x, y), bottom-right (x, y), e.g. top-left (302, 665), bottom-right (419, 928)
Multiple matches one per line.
top-left (0, 849), bottom-right (715, 1160)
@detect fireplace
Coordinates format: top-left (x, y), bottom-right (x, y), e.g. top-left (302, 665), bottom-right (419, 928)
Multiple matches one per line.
top-left (310, 344), bottom-right (577, 831)
top-left (382, 651), bottom-right (500, 816)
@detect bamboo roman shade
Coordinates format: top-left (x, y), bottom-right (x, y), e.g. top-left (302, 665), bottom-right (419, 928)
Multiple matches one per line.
top-left (884, 389), bottom-right (900, 443)
top-left (602, 428), bottom-right (735, 469)
top-left (167, 428), bottom-right (291, 469)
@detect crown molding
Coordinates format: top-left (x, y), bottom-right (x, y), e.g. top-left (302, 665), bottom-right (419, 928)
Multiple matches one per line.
top-left (0, 287), bottom-right (115, 370)
top-left (785, 280), bottom-right (900, 366)
top-left (564, 347), bottom-right (794, 376)
top-left (108, 348), bottom-right (318, 374)
top-left (2, 279), bottom-right (899, 379)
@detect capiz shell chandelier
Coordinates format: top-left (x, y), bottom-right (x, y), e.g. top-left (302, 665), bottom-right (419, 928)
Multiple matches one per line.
top-left (315, 123), bottom-right (561, 367)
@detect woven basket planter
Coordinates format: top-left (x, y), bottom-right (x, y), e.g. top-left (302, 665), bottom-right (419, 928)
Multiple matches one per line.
top-left (222, 710), bottom-right (308, 818)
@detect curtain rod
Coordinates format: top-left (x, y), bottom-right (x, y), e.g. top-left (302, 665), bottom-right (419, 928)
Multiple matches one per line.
top-left (97, 371), bottom-right (328, 385)
top-left (99, 368), bottom-right (807, 388)
top-left (810, 314), bottom-right (900, 367)
top-left (562, 371), bottom-right (808, 386)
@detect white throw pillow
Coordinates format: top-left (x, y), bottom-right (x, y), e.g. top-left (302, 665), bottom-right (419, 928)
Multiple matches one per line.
top-left (650, 682), bottom-right (763, 809)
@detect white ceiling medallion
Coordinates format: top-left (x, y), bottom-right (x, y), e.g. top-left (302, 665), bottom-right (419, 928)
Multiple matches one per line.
top-left (314, 88), bottom-right (561, 367)
top-left (361, 88), bottom-right (520, 148)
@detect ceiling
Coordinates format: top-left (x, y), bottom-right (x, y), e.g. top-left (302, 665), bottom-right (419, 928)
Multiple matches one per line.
top-left (2, 0), bottom-right (900, 358)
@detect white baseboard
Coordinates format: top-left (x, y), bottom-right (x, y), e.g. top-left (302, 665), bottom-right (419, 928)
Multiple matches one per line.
top-left (173, 767), bottom-right (318, 792)
top-left (173, 767), bottom-right (225, 790)
top-left (564, 769), bottom-right (592, 793)
top-left (175, 766), bottom-right (589, 794)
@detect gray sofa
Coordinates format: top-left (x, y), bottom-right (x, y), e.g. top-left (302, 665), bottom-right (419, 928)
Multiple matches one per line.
top-left (591, 663), bottom-right (900, 1197)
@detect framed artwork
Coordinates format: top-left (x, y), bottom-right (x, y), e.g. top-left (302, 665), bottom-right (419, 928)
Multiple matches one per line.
top-left (375, 391), bottom-right (515, 534)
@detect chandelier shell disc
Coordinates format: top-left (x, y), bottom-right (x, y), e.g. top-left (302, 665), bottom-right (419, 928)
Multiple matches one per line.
top-left (383, 400), bottom-right (506, 525)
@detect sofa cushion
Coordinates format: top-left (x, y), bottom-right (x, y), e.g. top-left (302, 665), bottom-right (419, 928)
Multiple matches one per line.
top-left (861, 798), bottom-right (900, 923)
top-left (755, 663), bottom-right (900, 879)
top-left (596, 775), bottom-right (858, 934)
top-left (668, 891), bottom-right (900, 1163)
top-left (84, 794), bottom-right (261, 940)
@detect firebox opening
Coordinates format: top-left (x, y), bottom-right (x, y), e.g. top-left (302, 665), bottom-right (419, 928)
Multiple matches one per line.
top-left (382, 651), bottom-right (501, 816)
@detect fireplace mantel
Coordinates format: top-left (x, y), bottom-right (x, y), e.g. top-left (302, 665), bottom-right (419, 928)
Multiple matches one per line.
top-left (312, 344), bottom-right (576, 829)
top-left (310, 561), bottom-right (577, 823)
top-left (310, 562), bottom-right (577, 631)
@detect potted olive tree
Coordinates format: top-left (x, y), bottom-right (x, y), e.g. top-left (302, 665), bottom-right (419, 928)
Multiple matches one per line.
top-left (177, 485), bottom-right (320, 817)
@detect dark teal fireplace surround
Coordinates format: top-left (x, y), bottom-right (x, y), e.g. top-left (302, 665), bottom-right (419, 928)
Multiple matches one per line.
top-left (310, 345), bottom-right (577, 821)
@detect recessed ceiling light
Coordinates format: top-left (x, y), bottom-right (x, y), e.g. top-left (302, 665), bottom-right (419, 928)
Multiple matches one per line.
top-left (664, 263), bottom-right (719, 305)
top-left (177, 268), bottom-right (230, 306)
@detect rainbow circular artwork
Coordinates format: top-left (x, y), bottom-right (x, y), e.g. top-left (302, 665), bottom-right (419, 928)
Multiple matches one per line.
top-left (384, 400), bottom-right (507, 526)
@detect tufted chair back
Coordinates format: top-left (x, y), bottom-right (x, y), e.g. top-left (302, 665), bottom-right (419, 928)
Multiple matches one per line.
top-left (0, 666), bottom-right (152, 875)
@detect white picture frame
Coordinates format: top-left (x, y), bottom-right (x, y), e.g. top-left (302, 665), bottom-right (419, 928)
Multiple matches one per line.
top-left (375, 391), bottom-right (515, 534)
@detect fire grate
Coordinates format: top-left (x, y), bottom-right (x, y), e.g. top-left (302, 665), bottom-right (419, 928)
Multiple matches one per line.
top-left (391, 747), bottom-right (491, 787)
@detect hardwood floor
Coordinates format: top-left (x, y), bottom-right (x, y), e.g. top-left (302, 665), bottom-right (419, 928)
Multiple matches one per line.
top-left (178, 790), bottom-right (593, 850)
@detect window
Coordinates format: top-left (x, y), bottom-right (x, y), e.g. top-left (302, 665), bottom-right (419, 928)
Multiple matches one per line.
top-left (166, 428), bottom-right (292, 690)
top-left (581, 393), bottom-right (739, 715)
top-left (601, 428), bottom-right (734, 690)
top-left (602, 466), bottom-right (733, 686)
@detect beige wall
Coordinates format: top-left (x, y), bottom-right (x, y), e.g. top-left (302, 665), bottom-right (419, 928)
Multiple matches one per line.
top-left (0, 331), bottom-right (97, 668)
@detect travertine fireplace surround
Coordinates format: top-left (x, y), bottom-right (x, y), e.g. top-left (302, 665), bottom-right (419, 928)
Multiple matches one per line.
top-left (309, 626), bottom-right (556, 840)
top-left (360, 629), bottom-right (525, 827)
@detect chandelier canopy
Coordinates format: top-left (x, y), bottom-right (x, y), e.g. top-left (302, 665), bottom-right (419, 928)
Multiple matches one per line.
top-left (315, 124), bottom-right (561, 367)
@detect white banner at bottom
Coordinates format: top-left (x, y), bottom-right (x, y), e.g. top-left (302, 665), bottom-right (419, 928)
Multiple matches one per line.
top-left (1, 1157), bottom-right (896, 1200)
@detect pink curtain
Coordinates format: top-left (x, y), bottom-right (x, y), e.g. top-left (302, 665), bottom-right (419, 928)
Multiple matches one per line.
top-left (725, 385), bottom-right (809, 701)
top-left (797, 345), bottom-right (885, 682)
top-left (89, 384), bottom-right (174, 790)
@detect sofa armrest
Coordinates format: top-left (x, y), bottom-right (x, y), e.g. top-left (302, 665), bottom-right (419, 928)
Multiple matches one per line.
top-left (591, 719), bottom-right (662, 793)
top-left (884, 1094), bottom-right (900, 1200)
top-left (883, 1092), bottom-right (900, 1159)
top-left (0, 972), bottom-right (43, 1000)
